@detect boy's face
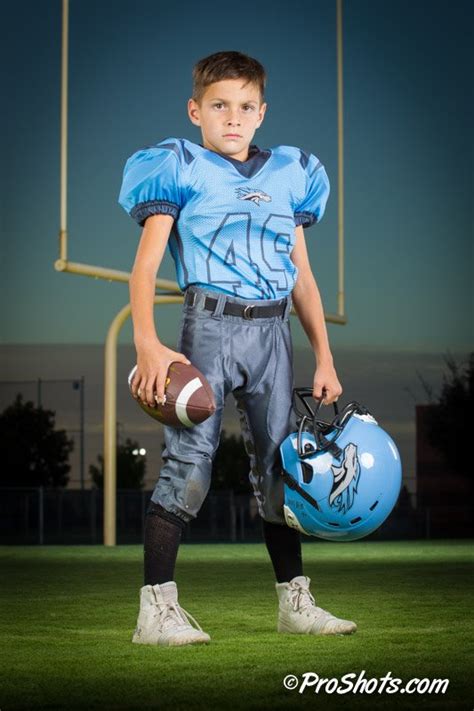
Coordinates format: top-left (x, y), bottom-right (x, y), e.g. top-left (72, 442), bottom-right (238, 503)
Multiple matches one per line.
top-left (188, 79), bottom-right (267, 162)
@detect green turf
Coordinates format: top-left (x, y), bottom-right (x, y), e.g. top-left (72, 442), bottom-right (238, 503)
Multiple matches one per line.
top-left (1, 541), bottom-right (473, 710)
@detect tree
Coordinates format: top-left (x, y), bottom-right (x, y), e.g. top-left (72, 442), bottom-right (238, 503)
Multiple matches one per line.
top-left (0, 393), bottom-right (74, 488)
top-left (422, 351), bottom-right (473, 472)
top-left (90, 436), bottom-right (146, 490)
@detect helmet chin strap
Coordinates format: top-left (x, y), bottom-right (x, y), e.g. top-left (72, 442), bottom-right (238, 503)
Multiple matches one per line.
top-left (280, 465), bottom-right (321, 511)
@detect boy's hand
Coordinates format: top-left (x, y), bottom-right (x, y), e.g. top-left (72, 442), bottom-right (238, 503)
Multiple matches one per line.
top-left (131, 339), bottom-right (191, 408)
top-left (313, 363), bottom-right (343, 406)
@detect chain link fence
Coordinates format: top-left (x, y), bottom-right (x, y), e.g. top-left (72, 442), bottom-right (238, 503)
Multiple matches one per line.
top-left (1, 487), bottom-right (471, 544)
top-left (0, 488), bottom-right (261, 545)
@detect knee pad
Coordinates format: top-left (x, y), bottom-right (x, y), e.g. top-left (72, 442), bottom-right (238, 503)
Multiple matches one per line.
top-left (146, 500), bottom-right (187, 531)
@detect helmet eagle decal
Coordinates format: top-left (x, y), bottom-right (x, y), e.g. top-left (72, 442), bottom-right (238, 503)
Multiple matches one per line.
top-left (329, 443), bottom-right (361, 514)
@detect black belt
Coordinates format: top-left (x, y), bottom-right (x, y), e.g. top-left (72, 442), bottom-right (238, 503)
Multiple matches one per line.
top-left (185, 290), bottom-right (287, 319)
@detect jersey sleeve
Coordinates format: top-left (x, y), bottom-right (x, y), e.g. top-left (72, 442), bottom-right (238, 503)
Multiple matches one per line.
top-left (294, 152), bottom-right (330, 228)
top-left (118, 144), bottom-right (184, 227)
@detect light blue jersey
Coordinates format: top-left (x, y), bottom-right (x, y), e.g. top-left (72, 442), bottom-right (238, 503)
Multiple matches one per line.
top-left (118, 137), bottom-right (329, 300)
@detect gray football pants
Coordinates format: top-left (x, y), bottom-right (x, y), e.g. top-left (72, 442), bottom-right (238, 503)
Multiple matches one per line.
top-left (150, 285), bottom-right (296, 526)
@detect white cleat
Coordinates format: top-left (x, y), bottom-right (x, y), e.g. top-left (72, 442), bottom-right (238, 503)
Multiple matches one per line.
top-left (132, 581), bottom-right (211, 646)
top-left (275, 575), bottom-right (357, 636)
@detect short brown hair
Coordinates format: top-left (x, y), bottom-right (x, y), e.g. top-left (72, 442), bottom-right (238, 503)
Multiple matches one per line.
top-left (192, 51), bottom-right (266, 105)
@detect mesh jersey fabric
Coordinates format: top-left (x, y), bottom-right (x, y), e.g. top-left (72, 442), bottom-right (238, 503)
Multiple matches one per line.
top-left (118, 136), bottom-right (330, 300)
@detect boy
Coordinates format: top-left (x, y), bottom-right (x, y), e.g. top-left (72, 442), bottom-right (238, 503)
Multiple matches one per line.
top-left (119, 51), bottom-right (357, 646)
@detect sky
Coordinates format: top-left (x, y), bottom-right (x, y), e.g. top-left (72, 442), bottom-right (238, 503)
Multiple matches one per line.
top-left (1, 0), bottom-right (472, 352)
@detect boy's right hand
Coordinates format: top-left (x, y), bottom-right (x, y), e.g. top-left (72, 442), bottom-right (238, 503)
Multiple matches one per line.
top-left (131, 340), bottom-right (191, 408)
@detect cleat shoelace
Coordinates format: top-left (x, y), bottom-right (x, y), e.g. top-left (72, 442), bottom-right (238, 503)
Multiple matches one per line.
top-left (289, 583), bottom-right (333, 621)
top-left (154, 600), bottom-right (205, 632)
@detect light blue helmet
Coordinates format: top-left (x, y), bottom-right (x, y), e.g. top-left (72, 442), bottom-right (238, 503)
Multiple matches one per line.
top-left (280, 388), bottom-right (402, 541)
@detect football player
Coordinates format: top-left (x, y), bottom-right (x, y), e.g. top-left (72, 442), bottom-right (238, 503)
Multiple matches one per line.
top-left (119, 51), bottom-right (357, 645)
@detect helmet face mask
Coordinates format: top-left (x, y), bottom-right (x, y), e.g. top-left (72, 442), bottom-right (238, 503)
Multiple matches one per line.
top-left (280, 389), bottom-right (402, 542)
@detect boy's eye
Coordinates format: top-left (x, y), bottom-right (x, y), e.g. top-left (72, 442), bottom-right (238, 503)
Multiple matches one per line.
top-left (212, 103), bottom-right (255, 111)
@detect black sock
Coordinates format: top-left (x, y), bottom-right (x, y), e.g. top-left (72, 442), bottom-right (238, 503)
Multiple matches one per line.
top-left (262, 519), bottom-right (303, 583)
top-left (143, 501), bottom-right (187, 586)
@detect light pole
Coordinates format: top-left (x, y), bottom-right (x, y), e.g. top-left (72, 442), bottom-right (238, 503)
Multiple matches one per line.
top-left (72, 376), bottom-right (85, 489)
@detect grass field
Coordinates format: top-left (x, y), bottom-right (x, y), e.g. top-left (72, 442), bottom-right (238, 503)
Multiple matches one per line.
top-left (1, 540), bottom-right (473, 710)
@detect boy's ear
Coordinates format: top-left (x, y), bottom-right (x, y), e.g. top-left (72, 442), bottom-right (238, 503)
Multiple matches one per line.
top-left (256, 102), bottom-right (267, 128)
top-left (188, 98), bottom-right (201, 126)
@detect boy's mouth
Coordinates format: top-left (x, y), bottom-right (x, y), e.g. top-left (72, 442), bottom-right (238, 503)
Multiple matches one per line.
top-left (223, 134), bottom-right (242, 138)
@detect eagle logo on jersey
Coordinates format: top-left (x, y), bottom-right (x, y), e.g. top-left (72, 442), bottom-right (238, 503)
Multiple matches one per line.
top-left (329, 443), bottom-right (361, 514)
top-left (235, 187), bottom-right (272, 206)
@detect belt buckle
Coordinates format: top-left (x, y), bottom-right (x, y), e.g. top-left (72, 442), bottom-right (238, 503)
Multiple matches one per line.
top-left (243, 305), bottom-right (255, 320)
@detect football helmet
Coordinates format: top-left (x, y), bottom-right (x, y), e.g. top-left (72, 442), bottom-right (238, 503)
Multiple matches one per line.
top-left (280, 388), bottom-right (402, 541)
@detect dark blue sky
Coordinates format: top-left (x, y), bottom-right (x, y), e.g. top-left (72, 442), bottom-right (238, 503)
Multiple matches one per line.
top-left (1, 0), bottom-right (472, 352)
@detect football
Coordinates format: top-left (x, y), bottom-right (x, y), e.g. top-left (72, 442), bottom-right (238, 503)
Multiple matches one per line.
top-left (128, 361), bottom-right (216, 428)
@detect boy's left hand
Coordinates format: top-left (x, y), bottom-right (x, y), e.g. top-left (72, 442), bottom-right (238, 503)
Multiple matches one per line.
top-left (313, 363), bottom-right (343, 405)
